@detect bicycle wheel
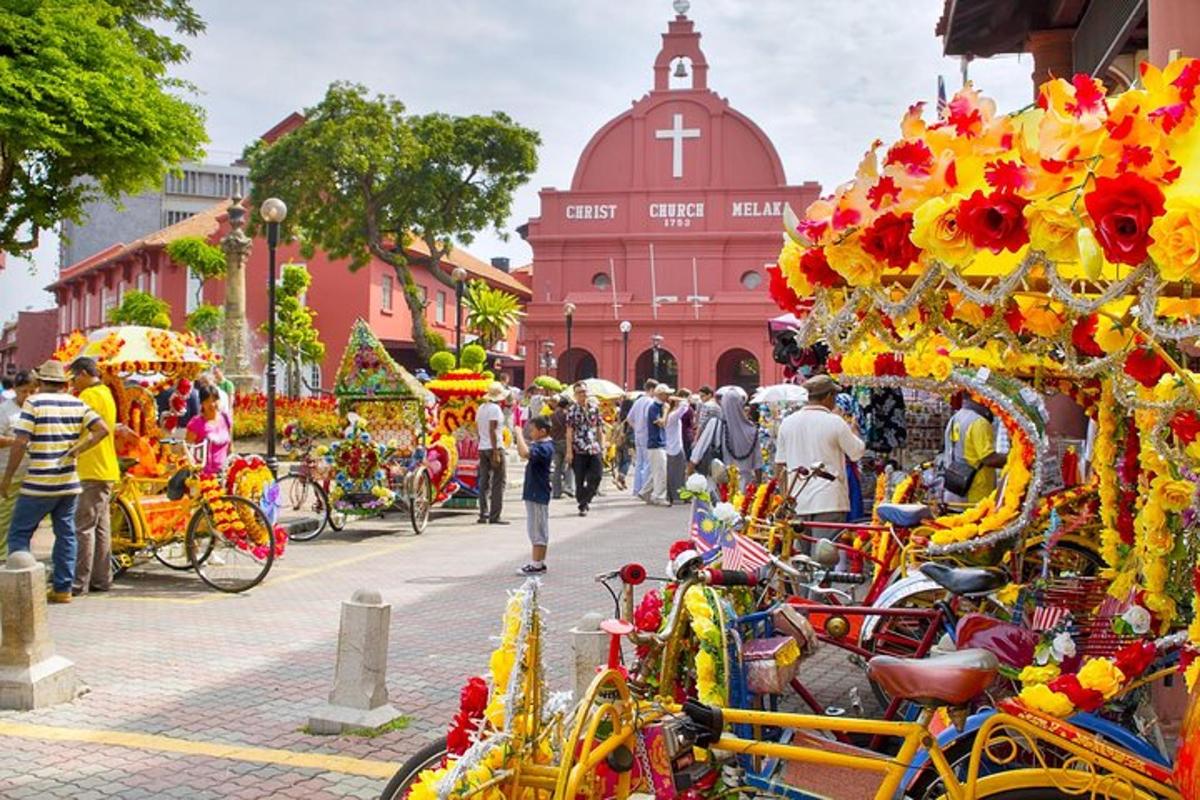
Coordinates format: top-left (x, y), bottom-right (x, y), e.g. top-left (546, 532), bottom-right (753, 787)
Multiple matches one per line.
top-left (379, 736), bottom-right (448, 800)
top-left (275, 473), bottom-right (329, 541)
top-left (1021, 539), bottom-right (1104, 582)
top-left (408, 467), bottom-right (433, 535)
top-left (110, 501), bottom-right (137, 579)
top-left (186, 494), bottom-right (276, 593)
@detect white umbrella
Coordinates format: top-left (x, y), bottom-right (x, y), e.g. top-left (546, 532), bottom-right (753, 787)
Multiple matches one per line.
top-left (751, 383), bottom-right (808, 405)
top-left (559, 377), bottom-right (625, 400)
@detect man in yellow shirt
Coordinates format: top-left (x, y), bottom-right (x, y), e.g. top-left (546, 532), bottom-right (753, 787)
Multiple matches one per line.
top-left (943, 397), bottom-right (996, 504)
top-left (69, 357), bottom-right (120, 596)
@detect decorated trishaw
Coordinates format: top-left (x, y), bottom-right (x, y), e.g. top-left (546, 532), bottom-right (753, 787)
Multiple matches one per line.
top-left (381, 61), bottom-right (1200, 800)
top-left (52, 326), bottom-right (282, 592)
top-left (281, 320), bottom-right (437, 536)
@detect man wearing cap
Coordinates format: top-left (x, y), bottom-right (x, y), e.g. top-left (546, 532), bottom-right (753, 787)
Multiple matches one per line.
top-left (638, 384), bottom-right (672, 506)
top-left (69, 356), bottom-right (120, 596)
top-left (1, 360), bottom-right (111, 603)
top-left (476, 381), bottom-right (510, 525)
top-left (773, 375), bottom-right (865, 557)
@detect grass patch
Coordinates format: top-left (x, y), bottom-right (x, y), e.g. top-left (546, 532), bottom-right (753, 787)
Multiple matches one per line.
top-left (300, 716), bottom-right (412, 738)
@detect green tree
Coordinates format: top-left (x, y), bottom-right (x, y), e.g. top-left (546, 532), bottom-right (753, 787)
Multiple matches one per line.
top-left (463, 280), bottom-right (523, 350)
top-left (245, 82), bottom-right (539, 362)
top-left (185, 303), bottom-right (223, 343)
top-left (259, 263), bottom-right (325, 397)
top-left (109, 290), bottom-right (171, 328)
top-left (166, 236), bottom-right (225, 305)
top-left (0, 1), bottom-right (207, 256)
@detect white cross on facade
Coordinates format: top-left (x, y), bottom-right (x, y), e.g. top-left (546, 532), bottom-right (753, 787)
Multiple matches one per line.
top-left (655, 113), bottom-right (701, 179)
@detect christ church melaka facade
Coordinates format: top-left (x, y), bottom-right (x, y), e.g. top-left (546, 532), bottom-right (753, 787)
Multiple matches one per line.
top-left (519, 5), bottom-right (820, 393)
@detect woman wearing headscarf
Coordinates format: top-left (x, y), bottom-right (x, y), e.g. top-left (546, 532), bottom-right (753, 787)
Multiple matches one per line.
top-left (689, 386), bottom-right (762, 491)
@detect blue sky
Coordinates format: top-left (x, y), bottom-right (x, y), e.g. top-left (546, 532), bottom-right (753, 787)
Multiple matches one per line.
top-left (1, 0), bottom-right (1034, 325)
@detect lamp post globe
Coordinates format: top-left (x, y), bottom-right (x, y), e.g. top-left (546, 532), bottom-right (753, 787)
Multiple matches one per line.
top-left (260, 197), bottom-right (288, 475)
top-left (452, 267), bottom-right (468, 358)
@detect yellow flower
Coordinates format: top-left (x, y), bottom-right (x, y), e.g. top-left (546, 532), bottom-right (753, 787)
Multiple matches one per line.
top-left (1077, 227), bottom-right (1103, 280)
top-left (930, 355), bottom-right (953, 382)
top-left (1153, 477), bottom-right (1194, 513)
top-left (1019, 683), bottom-right (1075, 717)
top-left (1093, 315), bottom-right (1132, 355)
top-left (1148, 197), bottom-right (1200, 282)
top-left (1019, 663), bottom-right (1061, 686)
top-left (1024, 202), bottom-right (1080, 262)
top-left (826, 234), bottom-right (883, 287)
top-left (911, 195), bottom-right (973, 267)
top-left (994, 582), bottom-right (1022, 607)
top-left (1076, 658), bottom-right (1126, 700)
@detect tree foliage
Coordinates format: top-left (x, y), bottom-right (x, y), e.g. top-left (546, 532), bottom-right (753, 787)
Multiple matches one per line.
top-left (245, 81), bottom-right (539, 361)
top-left (185, 303), bottom-right (223, 342)
top-left (260, 263), bottom-right (325, 397)
top-left (108, 290), bottom-right (171, 328)
top-left (463, 280), bottom-right (523, 351)
top-left (166, 236), bottom-right (225, 304)
top-left (0, 1), bottom-right (207, 255)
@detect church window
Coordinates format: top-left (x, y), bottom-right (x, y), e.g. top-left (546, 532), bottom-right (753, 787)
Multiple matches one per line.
top-left (592, 272), bottom-right (611, 290)
top-left (740, 270), bottom-right (762, 290)
top-left (381, 275), bottom-right (393, 311)
top-left (435, 291), bottom-right (446, 323)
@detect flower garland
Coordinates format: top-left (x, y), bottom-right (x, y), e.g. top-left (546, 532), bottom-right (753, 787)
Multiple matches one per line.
top-left (1018, 639), bottom-right (1158, 718)
top-left (197, 477), bottom-right (278, 560)
top-left (146, 330), bottom-right (185, 362)
top-left (684, 585), bottom-right (727, 707)
top-left (52, 331), bottom-right (87, 363)
top-left (320, 420), bottom-right (398, 514)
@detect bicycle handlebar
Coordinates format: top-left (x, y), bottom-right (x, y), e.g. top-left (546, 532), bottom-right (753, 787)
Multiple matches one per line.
top-left (699, 568), bottom-right (758, 587)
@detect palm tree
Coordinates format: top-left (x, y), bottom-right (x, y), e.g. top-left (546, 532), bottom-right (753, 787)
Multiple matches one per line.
top-left (463, 280), bottom-right (524, 350)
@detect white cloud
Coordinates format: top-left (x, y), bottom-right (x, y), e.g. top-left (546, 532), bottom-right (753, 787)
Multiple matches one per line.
top-left (5, 0), bottom-right (1035, 325)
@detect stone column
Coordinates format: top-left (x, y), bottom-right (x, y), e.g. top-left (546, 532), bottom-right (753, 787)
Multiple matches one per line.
top-left (1027, 29), bottom-right (1075, 98)
top-left (220, 195), bottom-right (258, 395)
top-left (307, 589), bottom-right (405, 734)
top-left (1149, 0), bottom-right (1200, 67)
top-left (0, 552), bottom-right (80, 710)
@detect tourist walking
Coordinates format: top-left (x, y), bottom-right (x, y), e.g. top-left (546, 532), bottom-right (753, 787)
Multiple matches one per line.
top-left (549, 397), bottom-right (570, 499)
top-left (664, 390), bottom-right (689, 504)
top-left (638, 384), bottom-right (670, 505)
top-left (773, 375), bottom-right (865, 563)
top-left (476, 382), bottom-right (509, 525)
top-left (1, 360), bottom-right (111, 604)
top-left (627, 379), bottom-right (657, 496)
top-left (694, 385), bottom-right (719, 446)
top-left (565, 382), bottom-right (605, 516)
top-left (692, 386), bottom-right (763, 490)
top-left (69, 357), bottom-right (120, 596)
top-left (0, 370), bottom-right (37, 563)
top-left (514, 417), bottom-right (553, 575)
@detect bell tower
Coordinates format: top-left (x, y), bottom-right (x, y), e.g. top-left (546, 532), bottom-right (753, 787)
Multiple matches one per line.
top-left (653, 0), bottom-right (709, 91)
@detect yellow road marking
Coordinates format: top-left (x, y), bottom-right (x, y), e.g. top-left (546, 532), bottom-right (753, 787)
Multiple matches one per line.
top-left (102, 538), bottom-right (415, 604)
top-left (0, 720), bottom-right (398, 779)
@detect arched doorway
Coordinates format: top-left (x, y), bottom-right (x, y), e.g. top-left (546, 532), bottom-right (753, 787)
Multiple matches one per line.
top-left (559, 348), bottom-right (597, 383)
top-left (716, 348), bottom-right (760, 394)
top-left (634, 347), bottom-right (678, 389)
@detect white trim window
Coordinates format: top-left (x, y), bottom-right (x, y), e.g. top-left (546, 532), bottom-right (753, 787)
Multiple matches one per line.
top-left (381, 274), bottom-right (393, 311)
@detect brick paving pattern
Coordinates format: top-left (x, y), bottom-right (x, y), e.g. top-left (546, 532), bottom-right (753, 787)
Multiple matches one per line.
top-left (2, 485), bottom-right (871, 798)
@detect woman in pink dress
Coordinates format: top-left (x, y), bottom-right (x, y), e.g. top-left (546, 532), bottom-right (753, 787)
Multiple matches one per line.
top-left (185, 384), bottom-right (232, 477)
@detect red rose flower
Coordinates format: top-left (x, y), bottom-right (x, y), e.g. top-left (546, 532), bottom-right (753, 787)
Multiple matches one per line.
top-left (1071, 315), bottom-right (1105, 357)
top-left (1083, 173), bottom-right (1165, 266)
top-left (1003, 303), bottom-right (1026, 335)
top-left (1113, 641), bottom-right (1156, 678)
top-left (767, 265), bottom-right (805, 313)
top-left (799, 247), bottom-right (845, 288)
top-left (1123, 345), bottom-right (1171, 388)
top-left (668, 539), bottom-right (695, 560)
top-left (1170, 411), bottom-right (1200, 444)
top-left (826, 355), bottom-right (843, 374)
top-left (860, 212), bottom-right (920, 270)
top-left (1048, 674), bottom-right (1105, 712)
top-left (957, 190), bottom-right (1030, 253)
top-left (459, 676), bottom-right (489, 717)
top-left (873, 353), bottom-right (907, 377)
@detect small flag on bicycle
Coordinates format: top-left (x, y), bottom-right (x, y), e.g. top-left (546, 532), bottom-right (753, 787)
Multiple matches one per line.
top-left (722, 531), bottom-right (772, 572)
top-left (1030, 605), bottom-right (1069, 632)
top-left (689, 500), bottom-right (722, 564)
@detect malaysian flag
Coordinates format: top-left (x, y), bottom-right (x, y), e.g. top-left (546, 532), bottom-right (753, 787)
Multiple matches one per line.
top-left (689, 499), bottom-right (772, 570)
top-left (689, 500), bottom-right (722, 564)
top-left (937, 75), bottom-right (948, 119)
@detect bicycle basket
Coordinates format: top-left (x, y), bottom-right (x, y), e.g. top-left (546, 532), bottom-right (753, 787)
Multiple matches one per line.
top-left (1023, 576), bottom-right (1139, 659)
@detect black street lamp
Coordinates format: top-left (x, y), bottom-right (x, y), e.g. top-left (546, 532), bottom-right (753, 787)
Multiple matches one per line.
top-left (619, 320), bottom-right (631, 389)
top-left (562, 302), bottom-right (575, 380)
top-left (260, 196), bottom-right (287, 476)
top-left (452, 267), bottom-right (467, 358)
top-left (651, 333), bottom-right (664, 383)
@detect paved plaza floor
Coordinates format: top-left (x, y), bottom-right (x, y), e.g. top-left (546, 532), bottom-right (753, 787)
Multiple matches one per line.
top-left (1, 482), bottom-right (870, 799)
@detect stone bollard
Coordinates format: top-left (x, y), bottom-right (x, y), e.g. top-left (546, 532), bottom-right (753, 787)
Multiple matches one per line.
top-left (307, 588), bottom-right (405, 734)
top-left (0, 551), bottom-right (80, 710)
top-left (568, 612), bottom-right (609, 703)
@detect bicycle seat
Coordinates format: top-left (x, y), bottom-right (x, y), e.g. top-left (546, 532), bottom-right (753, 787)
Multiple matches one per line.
top-left (919, 562), bottom-right (1008, 597)
top-left (867, 649), bottom-right (998, 706)
top-left (874, 503), bottom-right (932, 528)
top-left (165, 468), bottom-right (193, 501)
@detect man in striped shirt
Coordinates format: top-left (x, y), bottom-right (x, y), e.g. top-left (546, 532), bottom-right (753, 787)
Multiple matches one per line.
top-left (1, 360), bottom-right (110, 604)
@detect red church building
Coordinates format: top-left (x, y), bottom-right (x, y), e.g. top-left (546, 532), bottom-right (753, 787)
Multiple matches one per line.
top-left (520, 4), bottom-right (820, 392)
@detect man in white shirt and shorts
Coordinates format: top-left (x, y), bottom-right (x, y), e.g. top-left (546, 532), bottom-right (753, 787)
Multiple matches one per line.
top-left (774, 375), bottom-right (866, 562)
